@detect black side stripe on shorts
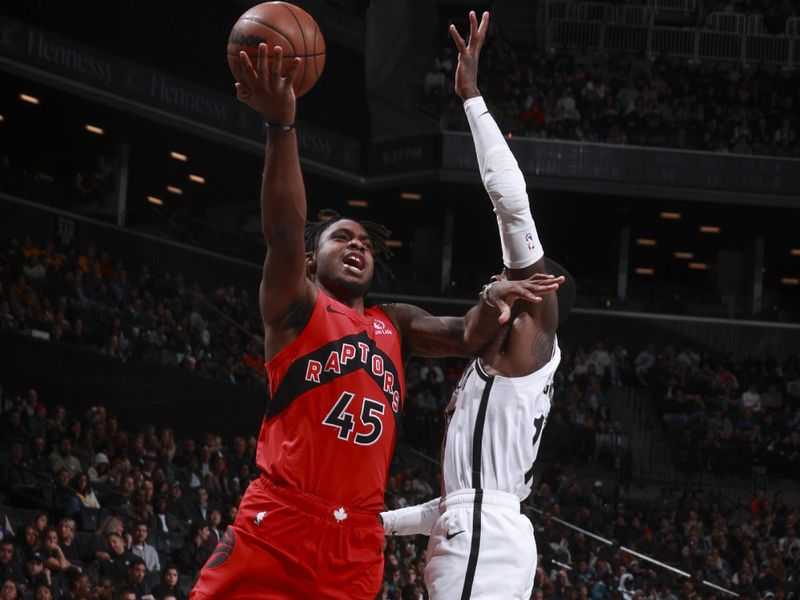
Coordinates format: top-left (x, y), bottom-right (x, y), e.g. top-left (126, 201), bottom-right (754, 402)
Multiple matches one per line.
top-left (460, 374), bottom-right (494, 600)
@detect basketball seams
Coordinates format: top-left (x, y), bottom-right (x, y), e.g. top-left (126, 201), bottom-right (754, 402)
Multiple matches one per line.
top-left (281, 3), bottom-right (309, 94)
top-left (226, 52), bottom-right (326, 58)
top-left (237, 15), bottom-right (296, 56)
top-left (312, 23), bottom-right (319, 80)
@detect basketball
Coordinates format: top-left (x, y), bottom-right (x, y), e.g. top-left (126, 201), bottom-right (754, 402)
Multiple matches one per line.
top-left (227, 1), bottom-right (326, 98)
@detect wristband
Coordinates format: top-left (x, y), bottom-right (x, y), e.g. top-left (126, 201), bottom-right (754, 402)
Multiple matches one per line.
top-left (264, 121), bottom-right (296, 132)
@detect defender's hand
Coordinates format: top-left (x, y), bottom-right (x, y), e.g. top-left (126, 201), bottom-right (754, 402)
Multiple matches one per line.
top-left (449, 11), bottom-right (489, 101)
top-left (232, 43), bottom-right (301, 125)
top-left (486, 274), bottom-right (564, 324)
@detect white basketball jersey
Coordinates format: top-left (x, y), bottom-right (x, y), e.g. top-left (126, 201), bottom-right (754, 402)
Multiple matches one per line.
top-left (442, 338), bottom-right (560, 500)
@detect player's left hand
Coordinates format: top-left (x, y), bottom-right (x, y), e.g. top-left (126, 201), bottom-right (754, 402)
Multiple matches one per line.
top-left (486, 274), bottom-right (564, 324)
top-left (449, 10), bottom-right (489, 101)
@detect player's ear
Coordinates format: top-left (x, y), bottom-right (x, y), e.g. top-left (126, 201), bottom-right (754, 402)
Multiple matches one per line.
top-left (305, 251), bottom-right (317, 278)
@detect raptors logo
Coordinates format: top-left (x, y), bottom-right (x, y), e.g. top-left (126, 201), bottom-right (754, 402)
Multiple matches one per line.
top-left (206, 526), bottom-right (236, 569)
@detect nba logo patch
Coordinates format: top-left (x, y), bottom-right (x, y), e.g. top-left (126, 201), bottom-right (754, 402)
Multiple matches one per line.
top-left (525, 233), bottom-right (534, 251)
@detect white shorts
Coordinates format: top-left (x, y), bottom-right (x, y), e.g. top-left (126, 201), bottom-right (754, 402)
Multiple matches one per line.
top-left (424, 489), bottom-right (536, 600)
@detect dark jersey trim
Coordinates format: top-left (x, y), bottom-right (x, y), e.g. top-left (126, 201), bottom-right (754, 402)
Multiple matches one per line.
top-left (265, 331), bottom-right (402, 428)
top-left (460, 375), bottom-right (494, 599)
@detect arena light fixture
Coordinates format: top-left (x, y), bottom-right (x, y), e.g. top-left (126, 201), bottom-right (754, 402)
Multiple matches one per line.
top-left (386, 240), bottom-right (404, 248)
top-left (660, 211), bottom-right (681, 220)
top-left (20, 93), bottom-right (40, 105)
top-left (166, 186), bottom-right (183, 195)
top-left (636, 238), bottom-right (657, 246)
top-left (689, 262), bottom-right (709, 270)
top-left (791, 249), bottom-right (800, 256)
top-left (400, 192), bottom-right (422, 201)
top-left (674, 252), bottom-right (694, 260)
top-left (147, 196), bottom-right (164, 206)
top-left (700, 226), bottom-right (720, 234)
top-left (189, 174), bottom-right (205, 184)
top-left (780, 277), bottom-right (799, 285)
top-left (85, 124), bottom-right (104, 135)
top-left (635, 267), bottom-right (654, 275)
top-left (170, 151), bottom-right (188, 162)
top-left (347, 199), bottom-right (368, 208)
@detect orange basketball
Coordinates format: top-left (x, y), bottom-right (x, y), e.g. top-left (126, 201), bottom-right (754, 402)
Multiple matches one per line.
top-left (227, 2), bottom-right (326, 98)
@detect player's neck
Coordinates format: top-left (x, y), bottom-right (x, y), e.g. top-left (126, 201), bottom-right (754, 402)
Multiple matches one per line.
top-left (319, 284), bottom-right (366, 313)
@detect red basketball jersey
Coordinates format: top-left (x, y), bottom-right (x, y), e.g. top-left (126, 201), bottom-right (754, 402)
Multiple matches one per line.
top-left (258, 290), bottom-right (405, 512)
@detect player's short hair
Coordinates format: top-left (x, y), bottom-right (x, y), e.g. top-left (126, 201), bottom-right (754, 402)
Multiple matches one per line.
top-left (544, 257), bottom-right (575, 327)
top-left (304, 209), bottom-right (394, 282)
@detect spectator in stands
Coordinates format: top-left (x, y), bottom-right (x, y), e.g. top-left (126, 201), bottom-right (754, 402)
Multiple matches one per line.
top-left (129, 522), bottom-right (159, 574)
top-left (153, 495), bottom-right (181, 535)
top-left (73, 472), bottom-right (101, 512)
top-left (57, 518), bottom-right (86, 569)
top-left (174, 522), bottom-right (210, 580)
top-left (48, 437), bottom-right (81, 478)
top-left (22, 552), bottom-right (49, 595)
top-left (31, 584), bottom-right (52, 600)
top-left (51, 468), bottom-right (81, 521)
top-left (0, 580), bottom-right (19, 600)
top-left (125, 558), bottom-right (150, 599)
top-left (0, 541), bottom-right (23, 585)
top-left (39, 527), bottom-right (69, 575)
top-left (185, 488), bottom-right (210, 526)
top-left (123, 488), bottom-right (156, 530)
top-left (96, 532), bottom-right (133, 584)
top-left (150, 565), bottom-right (186, 600)
top-left (201, 511), bottom-right (223, 553)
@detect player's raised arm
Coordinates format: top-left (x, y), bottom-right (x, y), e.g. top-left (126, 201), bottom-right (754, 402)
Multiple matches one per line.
top-left (232, 44), bottom-right (317, 358)
top-left (450, 12), bottom-right (545, 278)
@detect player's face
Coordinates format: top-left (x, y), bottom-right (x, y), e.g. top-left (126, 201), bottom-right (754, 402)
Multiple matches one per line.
top-left (312, 220), bottom-right (375, 299)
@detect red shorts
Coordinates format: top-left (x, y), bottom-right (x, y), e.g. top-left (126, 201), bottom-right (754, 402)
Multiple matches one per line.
top-left (189, 475), bottom-right (384, 599)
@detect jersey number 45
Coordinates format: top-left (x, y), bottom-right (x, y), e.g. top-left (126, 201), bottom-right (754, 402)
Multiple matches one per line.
top-left (322, 391), bottom-right (385, 446)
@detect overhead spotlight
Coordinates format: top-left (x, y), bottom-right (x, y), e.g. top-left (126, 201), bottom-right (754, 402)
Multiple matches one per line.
top-left (170, 151), bottom-right (188, 162)
top-left (689, 262), bottom-right (709, 270)
top-left (780, 277), bottom-right (799, 285)
top-left (700, 226), bottom-right (720, 234)
top-left (166, 186), bottom-right (183, 195)
top-left (660, 211), bottom-right (681, 220)
top-left (85, 124), bottom-right (104, 135)
top-left (636, 238), bottom-right (657, 246)
top-left (400, 192), bottom-right (421, 201)
top-left (147, 196), bottom-right (164, 206)
top-left (189, 174), bottom-right (205, 184)
top-left (635, 267), bottom-right (654, 275)
top-left (20, 93), bottom-right (40, 105)
top-left (347, 199), bottom-right (368, 208)
top-left (674, 252), bottom-right (694, 259)
top-left (386, 240), bottom-right (404, 248)
top-left (791, 249), bottom-right (800, 257)
top-left (0, 114), bottom-right (5, 122)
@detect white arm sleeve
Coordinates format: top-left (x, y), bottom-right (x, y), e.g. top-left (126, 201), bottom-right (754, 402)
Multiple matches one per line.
top-left (380, 497), bottom-right (441, 536)
top-left (464, 96), bottom-right (544, 269)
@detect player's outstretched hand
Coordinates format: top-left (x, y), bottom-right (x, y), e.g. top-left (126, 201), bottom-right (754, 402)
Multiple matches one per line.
top-left (449, 10), bottom-right (489, 101)
top-left (486, 274), bottom-right (564, 324)
top-left (232, 43), bottom-right (301, 125)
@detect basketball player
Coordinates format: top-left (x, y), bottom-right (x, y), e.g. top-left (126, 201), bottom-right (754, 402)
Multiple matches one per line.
top-left (380, 11), bottom-right (574, 599)
top-left (189, 41), bottom-right (563, 599)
